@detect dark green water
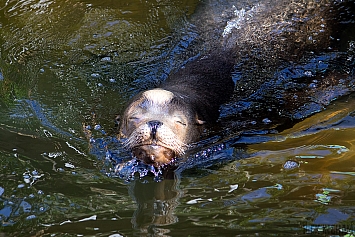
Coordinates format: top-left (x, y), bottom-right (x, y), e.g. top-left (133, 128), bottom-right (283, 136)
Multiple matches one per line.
top-left (0, 0), bottom-right (355, 236)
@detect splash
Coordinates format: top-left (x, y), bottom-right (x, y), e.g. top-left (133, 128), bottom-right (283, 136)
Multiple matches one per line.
top-left (114, 158), bottom-right (164, 182)
top-left (222, 4), bottom-right (262, 37)
top-left (89, 134), bottom-right (166, 182)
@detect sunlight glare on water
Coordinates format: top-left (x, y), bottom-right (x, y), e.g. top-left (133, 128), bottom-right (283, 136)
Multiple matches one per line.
top-left (0, 0), bottom-right (354, 236)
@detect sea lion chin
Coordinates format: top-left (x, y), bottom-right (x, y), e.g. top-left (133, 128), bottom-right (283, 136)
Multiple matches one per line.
top-left (119, 53), bottom-right (235, 167)
top-left (132, 145), bottom-right (176, 166)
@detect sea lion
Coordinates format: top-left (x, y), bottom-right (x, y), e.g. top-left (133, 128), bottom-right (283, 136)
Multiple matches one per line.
top-left (119, 51), bottom-right (235, 167)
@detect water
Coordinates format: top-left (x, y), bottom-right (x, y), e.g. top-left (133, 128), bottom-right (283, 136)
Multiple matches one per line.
top-left (0, 0), bottom-right (355, 236)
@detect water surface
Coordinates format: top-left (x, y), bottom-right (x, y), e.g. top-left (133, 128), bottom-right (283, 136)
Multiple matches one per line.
top-left (0, 0), bottom-right (355, 236)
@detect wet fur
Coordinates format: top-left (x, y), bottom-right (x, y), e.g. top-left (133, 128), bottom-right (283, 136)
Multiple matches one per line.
top-left (119, 51), bottom-right (235, 166)
top-left (160, 52), bottom-right (236, 123)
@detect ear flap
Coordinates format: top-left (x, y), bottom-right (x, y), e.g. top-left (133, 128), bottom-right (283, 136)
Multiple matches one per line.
top-left (197, 119), bottom-right (206, 125)
top-left (114, 115), bottom-right (120, 127)
top-left (195, 114), bottom-right (206, 125)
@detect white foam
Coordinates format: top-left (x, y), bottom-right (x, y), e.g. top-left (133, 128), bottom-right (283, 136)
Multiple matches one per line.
top-left (222, 4), bottom-right (262, 37)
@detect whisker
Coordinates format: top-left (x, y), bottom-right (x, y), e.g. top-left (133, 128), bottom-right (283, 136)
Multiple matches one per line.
top-left (122, 124), bottom-right (188, 157)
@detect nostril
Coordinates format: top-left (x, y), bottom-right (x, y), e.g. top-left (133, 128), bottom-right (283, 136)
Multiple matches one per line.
top-left (147, 120), bottom-right (163, 129)
top-left (147, 120), bottom-right (163, 139)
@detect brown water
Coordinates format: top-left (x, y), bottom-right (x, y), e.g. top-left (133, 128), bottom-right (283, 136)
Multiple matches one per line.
top-left (0, 0), bottom-right (355, 236)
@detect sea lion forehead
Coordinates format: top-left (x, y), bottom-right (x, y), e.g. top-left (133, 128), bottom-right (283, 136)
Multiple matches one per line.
top-left (142, 89), bottom-right (174, 104)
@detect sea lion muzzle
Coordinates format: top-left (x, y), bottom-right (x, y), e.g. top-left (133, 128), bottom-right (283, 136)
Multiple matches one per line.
top-left (132, 120), bottom-right (176, 166)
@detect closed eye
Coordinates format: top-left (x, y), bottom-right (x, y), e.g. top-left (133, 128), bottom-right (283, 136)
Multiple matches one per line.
top-left (173, 114), bottom-right (187, 126)
top-left (128, 117), bottom-right (141, 123)
top-left (176, 120), bottom-right (187, 126)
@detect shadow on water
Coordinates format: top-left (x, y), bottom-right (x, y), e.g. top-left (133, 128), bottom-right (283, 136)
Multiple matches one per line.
top-left (0, 0), bottom-right (355, 236)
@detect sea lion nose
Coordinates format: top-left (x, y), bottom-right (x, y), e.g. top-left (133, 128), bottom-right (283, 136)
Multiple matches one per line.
top-left (147, 120), bottom-right (163, 139)
top-left (147, 120), bottom-right (163, 129)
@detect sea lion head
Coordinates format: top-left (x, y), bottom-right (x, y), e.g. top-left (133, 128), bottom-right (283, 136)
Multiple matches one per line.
top-left (119, 88), bottom-right (205, 167)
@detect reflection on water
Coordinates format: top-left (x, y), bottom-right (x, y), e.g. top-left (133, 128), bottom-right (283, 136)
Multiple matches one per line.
top-left (0, 0), bottom-right (355, 236)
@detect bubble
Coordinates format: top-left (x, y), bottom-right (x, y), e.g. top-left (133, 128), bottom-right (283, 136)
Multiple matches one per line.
top-left (25, 215), bottom-right (36, 220)
top-left (262, 118), bottom-right (271, 124)
top-left (304, 71), bottom-right (313, 77)
top-left (91, 73), bottom-right (100, 78)
top-left (309, 83), bottom-right (317, 88)
top-left (65, 163), bottom-right (75, 168)
top-left (283, 160), bottom-right (299, 170)
top-left (17, 184), bottom-right (25, 189)
top-left (101, 56), bottom-right (111, 62)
